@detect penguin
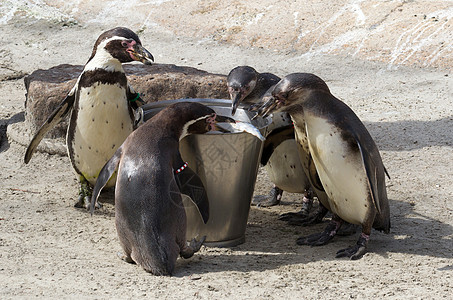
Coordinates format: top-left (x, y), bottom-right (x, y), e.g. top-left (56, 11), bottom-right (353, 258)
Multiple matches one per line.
top-left (227, 65), bottom-right (280, 115)
top-left (227, 66), bottom-right (325, 223)
top-left (90, 101), bottom-right (234, 275)
top-left (24, 27), bottom-right (154, 209)
top-left (254, 73), bottom-right (391, 259)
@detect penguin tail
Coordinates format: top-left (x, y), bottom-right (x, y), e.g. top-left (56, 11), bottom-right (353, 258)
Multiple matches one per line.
top-left (89, 147), bottom-right (123, 214)
top-left (134, 233), bottom-right (178, 276)
top-left (140, 255), bottom-right (174, 276)
top-left (374, 221), bottom-right (391, 234)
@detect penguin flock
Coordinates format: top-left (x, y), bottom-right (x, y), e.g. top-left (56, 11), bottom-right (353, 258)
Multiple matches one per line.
top-left (24, 27), bottom-right (390, 275)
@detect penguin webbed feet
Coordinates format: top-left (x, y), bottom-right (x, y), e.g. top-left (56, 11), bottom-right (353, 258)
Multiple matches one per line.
top-left (251, 186), bottom-right (283, 207)
top-left (180, 236), bottom-right (206, 259)
top-left (335, 233), bottom-right (369, 260)
top-left (279, 194), bottom-right (312, 221)
top-left (279, 190), bottom-right (314, 222)
top-left (296, 219), bottom-right (341, 246)
top-left (281, 199), bottom-right (328, 226)
top-left (74, 179), bottom-right (102, 210)
top-left (279, 210), bottom-right (309, 222)
top-left (117, 251), bottom-right (135, 264)
top-left (284, 207), bottom-right (325, 226)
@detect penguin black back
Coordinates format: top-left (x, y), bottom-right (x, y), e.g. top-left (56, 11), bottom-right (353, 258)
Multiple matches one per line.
top-left (90, 102), bottom-right (231, 275)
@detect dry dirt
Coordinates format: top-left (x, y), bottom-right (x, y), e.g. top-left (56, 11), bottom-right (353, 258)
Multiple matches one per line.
top-left (0, 1), bottom-right (452, 299)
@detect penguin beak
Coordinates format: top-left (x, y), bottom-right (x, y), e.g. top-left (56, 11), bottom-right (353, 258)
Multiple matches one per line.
top-left (129, 44), bottom-right (154, 65)
top-left (210, 114), bottom-right (236, 132)
top-left (215, 115), bottom-right (236, 123)
top-left (231, 93), bottom-right (242, 116)
top-left (247, 102), bottom-right (260, 112)
top-left (228, 86), bottom-right (243, 116)
top-left (252, 96), bottom-right (278, 119)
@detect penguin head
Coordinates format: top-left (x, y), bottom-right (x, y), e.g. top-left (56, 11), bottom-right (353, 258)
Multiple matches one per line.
top-left (253, 73), bottom-right (330, 118)
top-left (156, 102), bottom-right (235, 141)
top-left (227, 66), bottom-right (259, 115)
top-left (88, 27), bottom-right (154, 65)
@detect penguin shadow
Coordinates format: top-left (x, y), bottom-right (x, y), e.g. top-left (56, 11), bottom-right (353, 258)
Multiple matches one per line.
top-left (174, 206), bottom-right (339, 276)
top-left (371, 199), bottom-right (453, 262)
top-left (92, 188), bottom-right (116, 217)
top-left (174, 197), bottom-right (452, 276)
top-left (364, 116), bottom-right (453, 151)
top-left (0, 111), bottom-right (25, 153)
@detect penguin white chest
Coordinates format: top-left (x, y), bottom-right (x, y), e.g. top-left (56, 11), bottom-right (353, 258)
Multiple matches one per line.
top-left (302, 115), bottom-right (370, 224)
top-left (70, 83), bottom-right (134, 186)
top-left (265, 139), bottom-right (307, 193)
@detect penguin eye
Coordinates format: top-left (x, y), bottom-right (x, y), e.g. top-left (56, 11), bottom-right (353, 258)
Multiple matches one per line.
top-left (121, 41), bottom-right (128, 48)
top-left (277, 92), bottom-right (288, 100)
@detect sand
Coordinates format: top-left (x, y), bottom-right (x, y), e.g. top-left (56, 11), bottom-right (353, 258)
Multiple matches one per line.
top-left (0, 1), bottom-right (452, 299)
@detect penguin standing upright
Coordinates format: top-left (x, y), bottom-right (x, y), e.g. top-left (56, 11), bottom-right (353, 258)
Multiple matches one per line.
top-left (255, 73), bottom-right (391, 259)
top-left (227, 66), bottom-right (326, 222)
top-left (24, 27), bottom-right (154, 208)
top-left (90, 102), bottom-right (234, 275)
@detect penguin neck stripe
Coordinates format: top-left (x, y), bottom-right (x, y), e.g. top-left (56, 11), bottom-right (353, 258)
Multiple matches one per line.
top-left (79, 69), bottom-right (127, 89)
top-left (175, 162), bottom-right (189, 174)
top-left (180, 115), bottom-right (210, 141)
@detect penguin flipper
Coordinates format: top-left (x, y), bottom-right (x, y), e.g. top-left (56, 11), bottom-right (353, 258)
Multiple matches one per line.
top-left (126, 84), bottom-right (145, 128)
top-left (357, 141), bottom-right (381, 214)
top-left (24, 92), bottom-right (75, 163)
top-left (308, 153), bottom-right (324, 192)
top-left (173, 158), bottom-right (209, 224)
top-left (261, 125), bottom-right (294, 166)
top-left (126, 84), bottom-right (145, 109)
top-left (89, 147), bottom-right (122, 214)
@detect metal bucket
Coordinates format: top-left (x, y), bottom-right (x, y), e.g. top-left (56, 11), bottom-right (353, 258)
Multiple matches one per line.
top-left (142, 99), bottom-right (271, 247)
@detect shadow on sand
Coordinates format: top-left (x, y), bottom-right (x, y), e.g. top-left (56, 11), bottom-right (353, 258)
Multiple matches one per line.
top-left (173, 197), bottom-right (452, 276)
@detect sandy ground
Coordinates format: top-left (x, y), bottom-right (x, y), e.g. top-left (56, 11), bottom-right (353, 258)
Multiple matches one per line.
top-left (1, 1), bottom-right (452, 299)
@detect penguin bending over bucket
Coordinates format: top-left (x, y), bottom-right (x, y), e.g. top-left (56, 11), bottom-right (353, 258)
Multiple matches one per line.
top-left (90, 102), bottom-right (234, 275)
top-left (254, 73), bottom-right (390, 259)
top-left (24, 27), bottom-right (154, 209)
top-left (227, 66), bottom-right (327, 223)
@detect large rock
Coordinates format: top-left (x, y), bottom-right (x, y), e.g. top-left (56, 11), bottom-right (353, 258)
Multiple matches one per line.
top-left (24, 63), bottom-right (229, 139)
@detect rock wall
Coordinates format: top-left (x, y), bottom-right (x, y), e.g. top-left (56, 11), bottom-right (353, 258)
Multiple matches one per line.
top-left (32, 0), bottom-right (453, 70)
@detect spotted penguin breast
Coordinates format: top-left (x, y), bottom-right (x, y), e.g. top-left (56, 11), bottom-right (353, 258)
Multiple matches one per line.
top-left (304, 115), bottom-right (370, 225)
top-left (69, 83), bottom-right (134, 186)
top-left (265, 139), bottom-right (308, 193)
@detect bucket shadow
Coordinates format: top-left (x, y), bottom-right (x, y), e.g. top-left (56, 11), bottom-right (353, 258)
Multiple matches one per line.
top-left (173, 197), bottom-right (452, 276)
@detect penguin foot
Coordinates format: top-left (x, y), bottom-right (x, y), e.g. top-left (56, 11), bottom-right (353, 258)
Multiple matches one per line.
top-left (335, 233), bottom-right (369, 260)
top-left (251, 186), bottom-right (283, 207)
top-left (284, 204), bottom-right (328, 226)
top-left (74, 193), bottom-right (102, 210)
top-left (74, 179), bottom-right (101, 210)
top-left (180, 236), bottom-right (206, 259)
top-left (296, 220), bottom-right (340, 246)
top-left (279, 194), bottom-right (313, 221)
top-left (117, 251), bottom-right (135, 264)
top-left (278, 210), bottom-right (309, 222)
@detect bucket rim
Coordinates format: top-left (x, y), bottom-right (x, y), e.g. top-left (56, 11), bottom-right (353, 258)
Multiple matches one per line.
top-left (142, 98), bottom-right (272, 130)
